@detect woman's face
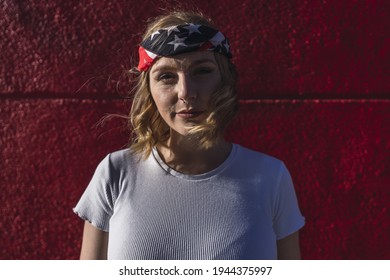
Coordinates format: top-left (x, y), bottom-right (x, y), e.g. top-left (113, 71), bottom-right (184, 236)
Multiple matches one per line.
top-left (149, 51), bottom-right (221, 136)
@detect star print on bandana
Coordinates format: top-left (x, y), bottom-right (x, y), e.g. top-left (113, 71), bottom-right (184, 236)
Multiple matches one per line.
top-left (137, 24), bottom-right (232, 71)
top-left (168, 35), bottom-right (188, 51)
top-left (183, 24), bottom-right (202, 35)
top-left (163, 26), bottom-right (181, 36)
top-left (150, 30), bottom-right (161, 40)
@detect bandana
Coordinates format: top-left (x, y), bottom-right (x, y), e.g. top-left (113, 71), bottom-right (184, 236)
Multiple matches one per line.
top-left (137, 24), bottom-right (232, 71)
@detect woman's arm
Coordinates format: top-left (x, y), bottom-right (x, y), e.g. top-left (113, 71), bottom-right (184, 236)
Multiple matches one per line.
top-left (80, 221), bottom-right (109, 260)
top-left (276, 231), bottom-right (301, 259)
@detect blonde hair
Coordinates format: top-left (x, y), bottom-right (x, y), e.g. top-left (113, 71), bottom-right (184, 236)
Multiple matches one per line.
top-left (129, 11), bottom-right (238, 158)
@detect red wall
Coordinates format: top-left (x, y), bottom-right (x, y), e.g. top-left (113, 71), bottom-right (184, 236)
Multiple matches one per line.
top-left (1, 0), bottom-right (389, 259)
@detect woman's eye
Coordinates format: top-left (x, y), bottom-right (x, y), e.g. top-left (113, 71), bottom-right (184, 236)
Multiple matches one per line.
top-left (157, 73), bottom-right (176, 82)
top-left (194, 68), bottom-right (213, 75)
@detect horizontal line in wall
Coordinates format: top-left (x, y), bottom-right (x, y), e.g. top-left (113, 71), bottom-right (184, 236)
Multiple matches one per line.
top-left (0, 95), bottom-right (389, 103)
top-left (0, 94), bottom-right (123, 100)
top-left (239, 98), bottom-right (390, 104)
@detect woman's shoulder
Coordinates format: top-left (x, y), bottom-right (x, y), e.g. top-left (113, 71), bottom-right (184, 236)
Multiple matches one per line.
top-left (108, 148), bottom-right (136, 162)
top-left (234, 144), bottom-right (284, 167)
top-left (97, 148), bottom-right (143, 174)
top-left (231, 144), bottom-right (290, 180)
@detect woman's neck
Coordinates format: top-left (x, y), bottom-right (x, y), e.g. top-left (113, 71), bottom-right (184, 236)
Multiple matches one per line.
top-left (156, 132), bottom-right (232, 175)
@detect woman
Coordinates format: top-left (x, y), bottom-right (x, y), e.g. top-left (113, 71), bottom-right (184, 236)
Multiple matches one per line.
top-left (74, 10), bottom-right (305, 260)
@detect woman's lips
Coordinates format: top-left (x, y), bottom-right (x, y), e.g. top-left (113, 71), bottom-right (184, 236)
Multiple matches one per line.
top-left (176, 110), bottom-right (204, 118)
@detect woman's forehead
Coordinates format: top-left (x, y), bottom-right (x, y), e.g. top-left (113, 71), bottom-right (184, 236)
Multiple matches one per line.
top-left (151, 52), bottom-right (217, 71)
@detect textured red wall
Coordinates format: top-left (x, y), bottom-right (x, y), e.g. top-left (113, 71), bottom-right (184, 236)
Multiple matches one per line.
top-left (1, 0), bottom-right (389, 259)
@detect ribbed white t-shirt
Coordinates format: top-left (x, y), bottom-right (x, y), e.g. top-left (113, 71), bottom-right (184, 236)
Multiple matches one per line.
top-left (74, 144), bottom-right (305, 259)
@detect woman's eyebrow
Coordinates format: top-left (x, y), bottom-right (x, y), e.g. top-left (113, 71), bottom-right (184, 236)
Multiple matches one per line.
top-left (151, 58), bottom-right (216, 74)
top-left (189, 58), bottom-right (216, 66)
top-left (151, 65), bottom-right (177, 75)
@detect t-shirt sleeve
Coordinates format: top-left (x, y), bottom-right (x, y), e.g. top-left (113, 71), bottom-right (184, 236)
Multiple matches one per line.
top-left (272, 163), bottom-right (305, 240)
top-left (73, 155), bottom-right (116, 232)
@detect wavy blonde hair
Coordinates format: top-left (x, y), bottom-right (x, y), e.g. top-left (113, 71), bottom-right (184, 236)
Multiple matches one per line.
top-left (129, 11), bottom-right (238, 158)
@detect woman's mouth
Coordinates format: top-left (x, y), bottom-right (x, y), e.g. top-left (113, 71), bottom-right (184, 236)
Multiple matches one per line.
top-left (176, 110), bottom-right (205, 119)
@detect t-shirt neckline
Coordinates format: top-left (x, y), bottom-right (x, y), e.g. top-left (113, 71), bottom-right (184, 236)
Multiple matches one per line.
top-left (151, 144), bottom-right (238, 180)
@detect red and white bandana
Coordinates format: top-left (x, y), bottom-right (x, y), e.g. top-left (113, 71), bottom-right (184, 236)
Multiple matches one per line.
top-left (137, 24), bottom-right (232, 72)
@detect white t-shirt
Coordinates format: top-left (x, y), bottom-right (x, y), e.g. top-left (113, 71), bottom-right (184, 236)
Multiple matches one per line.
top-left (74, 144), bottom-right (305, 259)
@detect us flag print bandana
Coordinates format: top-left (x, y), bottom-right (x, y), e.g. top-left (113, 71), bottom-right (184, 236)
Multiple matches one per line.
top-left (137, 24), bottom-right (232, 71)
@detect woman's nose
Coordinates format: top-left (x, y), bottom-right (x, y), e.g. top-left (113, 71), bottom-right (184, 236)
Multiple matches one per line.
top-left (177, 74), bottom-right (196, 103)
